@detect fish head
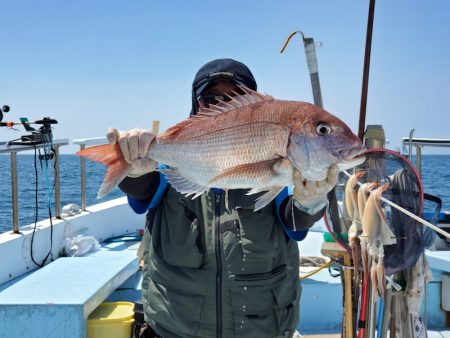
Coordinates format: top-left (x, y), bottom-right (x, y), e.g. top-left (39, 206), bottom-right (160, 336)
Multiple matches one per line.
top-left (287, 103), bottom-right (366, 180)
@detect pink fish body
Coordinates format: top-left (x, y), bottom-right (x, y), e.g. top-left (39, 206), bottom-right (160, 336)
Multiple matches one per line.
top-left (79, 87), bottom-right (365, 209)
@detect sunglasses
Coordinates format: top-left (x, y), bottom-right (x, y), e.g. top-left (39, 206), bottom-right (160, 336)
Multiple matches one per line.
top-left (197, 86), bottom-right (247, 108)
top-left (198, 94), bottom-right (230, 107)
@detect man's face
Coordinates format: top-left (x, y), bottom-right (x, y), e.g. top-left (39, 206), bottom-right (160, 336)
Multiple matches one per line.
top-left (197, 80), bottom-right (242, 109)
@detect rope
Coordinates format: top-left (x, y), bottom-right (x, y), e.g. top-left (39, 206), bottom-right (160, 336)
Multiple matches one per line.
top-left (299, 260), bottom-right (333, 280)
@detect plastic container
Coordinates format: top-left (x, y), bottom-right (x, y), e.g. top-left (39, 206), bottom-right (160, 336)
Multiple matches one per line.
top-left (323, 232), bottom-right (349, 243)
top-left (87, 302), bottom-right (135, 338)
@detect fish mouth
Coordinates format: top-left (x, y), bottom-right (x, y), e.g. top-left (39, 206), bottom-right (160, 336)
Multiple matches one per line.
top-left (342, 154), bottom-right (366, 166)
top-left (339, 147), bottom-right (367, 168)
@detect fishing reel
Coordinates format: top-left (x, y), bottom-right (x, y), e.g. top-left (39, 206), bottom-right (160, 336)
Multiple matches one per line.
top-left (1, 106), bottom-right (58, 160)
top-left (0, 105), bottom-right (10, 124)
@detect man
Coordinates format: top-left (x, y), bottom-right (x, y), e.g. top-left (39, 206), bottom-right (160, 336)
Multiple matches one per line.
top-left (108, 58), bottom-right (338, 338)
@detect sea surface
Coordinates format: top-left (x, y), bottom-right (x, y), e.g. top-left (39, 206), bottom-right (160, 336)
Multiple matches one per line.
top-left (0, 154), bottom-right (124, 233)
top-left (1, 154), bottom-right (450, 233)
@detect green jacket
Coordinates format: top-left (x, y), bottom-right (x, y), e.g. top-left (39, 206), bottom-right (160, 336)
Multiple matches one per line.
top-left (141, 187), bottom-right (300, 338)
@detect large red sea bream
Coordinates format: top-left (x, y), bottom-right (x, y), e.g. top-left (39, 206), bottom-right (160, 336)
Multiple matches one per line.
top-left (79, 87), bottom-right (366, 210)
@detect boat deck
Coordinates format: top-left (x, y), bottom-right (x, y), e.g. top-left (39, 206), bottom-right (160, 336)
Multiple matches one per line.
top-left (302, 333), bottom-right (450, 337)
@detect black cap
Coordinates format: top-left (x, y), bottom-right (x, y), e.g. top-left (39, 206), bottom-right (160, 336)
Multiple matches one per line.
top-left (191, 58), bottom-right (257, 115)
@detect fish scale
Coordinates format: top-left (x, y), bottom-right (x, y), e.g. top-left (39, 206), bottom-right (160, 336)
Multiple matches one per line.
top-left (149, 123), bottom-right (289, 185)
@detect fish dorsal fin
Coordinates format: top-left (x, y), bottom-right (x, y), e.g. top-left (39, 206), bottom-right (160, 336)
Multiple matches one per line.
top-left (208, 86), bottom-right (273, 112)
top-left (158, 168), bottom-right (207, 199)
top-left (158, 86), bottom-right (273, 139)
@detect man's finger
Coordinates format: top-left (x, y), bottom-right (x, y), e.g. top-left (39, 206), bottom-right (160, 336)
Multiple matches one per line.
top-left (138, 131), bottom-right (155, 158)
top-left (293, 170), bottom-right (306, 185)
top-left (106, 128), bottom-right (120, 144)
top-left (327, 165), bottom-right (339, 186)
top-left (118, 132), bottom-right (131, 163)
top-left (128, 130), bottom-right (140, 161)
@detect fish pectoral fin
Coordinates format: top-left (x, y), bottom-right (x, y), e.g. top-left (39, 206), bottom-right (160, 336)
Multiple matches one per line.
top-left (206, 160), bottom-right (289, 211)
top-left (207, 159), bottom-right (287, 187)
top-left (246, 188), bottom-right (265, 195)
top-left (254, 187), bottom-right (285, 212)
top-left (158, 168), bottom-right (206, 198)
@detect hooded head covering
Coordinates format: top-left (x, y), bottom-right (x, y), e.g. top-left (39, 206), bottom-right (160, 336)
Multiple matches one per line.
top-left (190, 58), bottom-right (257, 115)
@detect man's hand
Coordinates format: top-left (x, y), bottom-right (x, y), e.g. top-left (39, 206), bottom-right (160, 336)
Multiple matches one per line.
top-left (293, 165), bottom-right (339, 214)
top-left (107, 127), bottom-right (157, 178)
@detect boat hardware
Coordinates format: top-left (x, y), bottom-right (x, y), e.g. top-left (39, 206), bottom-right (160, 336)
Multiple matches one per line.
top-left (280, 30), bottom-right (323, 108)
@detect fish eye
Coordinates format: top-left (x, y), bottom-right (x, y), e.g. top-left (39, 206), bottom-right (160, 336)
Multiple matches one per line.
top-left (316, 122), bottom-right (332, 136)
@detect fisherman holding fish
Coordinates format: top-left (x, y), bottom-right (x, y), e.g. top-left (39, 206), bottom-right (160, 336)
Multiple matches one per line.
top-left (89, 58), bottom-right (365, 337)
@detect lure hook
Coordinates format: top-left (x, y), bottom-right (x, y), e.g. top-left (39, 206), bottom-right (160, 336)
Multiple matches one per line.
top-left (280, 31), bottom-right (306, 53)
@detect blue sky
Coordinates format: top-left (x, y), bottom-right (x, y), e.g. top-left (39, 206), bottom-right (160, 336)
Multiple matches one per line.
top-left (1, 0), bottom-right (449, 154)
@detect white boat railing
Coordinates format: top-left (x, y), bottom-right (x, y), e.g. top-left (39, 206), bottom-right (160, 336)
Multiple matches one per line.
top-left (72, 137), bottom-right (108, 211)
top-left (0, 139), bottom-right (69, 233)
top-left (402, 133), bottom-right (450, 176)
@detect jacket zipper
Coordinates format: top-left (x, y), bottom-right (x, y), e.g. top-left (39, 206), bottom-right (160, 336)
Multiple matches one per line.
top-left (214, 193), bottom-right (222, 338)
top-left (234, 264), bottom-right (287, 281)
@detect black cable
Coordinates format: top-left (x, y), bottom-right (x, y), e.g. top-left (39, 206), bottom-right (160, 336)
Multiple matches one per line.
top-left (29, 141), bottom-right (53, 268)
top-left (47, 159), bottom-right (55, 262)
top-left (48, 149), bottom-right (57, 260)
top-left (42, 144), bottom-right (55, 261)
top-left (30, 143), bottom-right (47, 267)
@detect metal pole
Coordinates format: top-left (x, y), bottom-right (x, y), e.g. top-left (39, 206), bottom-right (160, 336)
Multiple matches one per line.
top-left (54, 146), bottom-right (61, 218)
top-left (358, 0), bottom-right (377, 140)
top-left (280, 31), bottom-right (323, 108)
top-left (11, 151), bottom-right (19, 233)
top-left (408, 129), bottom-right (415, 162)
top-left (80, 144), bottom-right (86, 211)
top-left (303, 37), bottom-right (323, 108)
top-left (416, 145), bottom-right (422, 177)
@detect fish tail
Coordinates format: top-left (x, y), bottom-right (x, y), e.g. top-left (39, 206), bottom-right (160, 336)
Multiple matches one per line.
top-left (77, 143), bottom-right (131, 198)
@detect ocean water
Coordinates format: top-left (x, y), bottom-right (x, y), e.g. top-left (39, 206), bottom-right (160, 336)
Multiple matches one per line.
top-left (0, 154), bottom-right (449, 233)
top-left (0, 154), bottom-right (124, 233)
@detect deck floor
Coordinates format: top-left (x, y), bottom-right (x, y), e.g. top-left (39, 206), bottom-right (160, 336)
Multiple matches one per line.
top-left (301, 335), bottom-right (339, 337)
top-left (300, 331), bottom-right (450, 337)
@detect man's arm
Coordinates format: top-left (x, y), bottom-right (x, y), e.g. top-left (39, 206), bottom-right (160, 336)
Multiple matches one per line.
top-left (275, 190), bottom-right (326, 241)
top-left (119, 173), bottom-right (160, 213)
top-left (280, 196), bottom-right (326, 232)
top-left (276, 166), bottom-right (339, 241)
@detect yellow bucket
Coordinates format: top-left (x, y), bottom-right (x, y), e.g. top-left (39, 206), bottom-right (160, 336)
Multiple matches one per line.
top-left (87, 302), bottom-right (135, 338)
